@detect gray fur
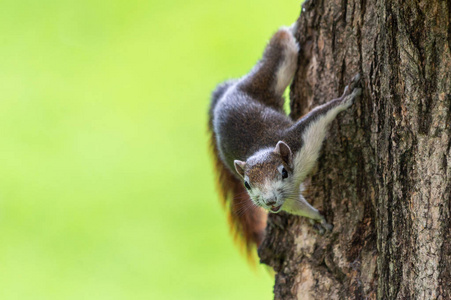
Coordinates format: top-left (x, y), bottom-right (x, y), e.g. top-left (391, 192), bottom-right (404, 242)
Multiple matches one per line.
top-left (210, 26), bottom-right (361, 229)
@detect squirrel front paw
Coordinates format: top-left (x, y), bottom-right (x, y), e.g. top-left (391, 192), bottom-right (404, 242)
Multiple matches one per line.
top-left (309, 217), bottom-right (333, 235)
top-left (341, 73), bottom-right (361, 97)
top-left (348, 73), bottom-right (361, 91)
top-left (340, 74), bottom-right (362, 108)
top-left (342, 87), bottom-right (362, 108)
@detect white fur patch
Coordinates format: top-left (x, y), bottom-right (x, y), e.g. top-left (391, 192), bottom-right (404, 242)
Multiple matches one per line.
top-left (274, 30), bottom-right (299, 96)
top-left (248, 178), bottom-right (288, 209)
top-left (259, 179), bottom-right (278, 202)
top-left (293, 104), bottom-right (346, 185)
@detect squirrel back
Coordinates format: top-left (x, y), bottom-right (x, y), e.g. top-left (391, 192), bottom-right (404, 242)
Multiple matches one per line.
top-left (208, 27), bottom-right (300, 260)
top-left (208, 80), bottom-right (267, 260)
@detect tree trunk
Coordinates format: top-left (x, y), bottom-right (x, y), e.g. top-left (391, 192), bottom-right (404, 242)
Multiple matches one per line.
top-left (258, 0), bottom-right (451, 299)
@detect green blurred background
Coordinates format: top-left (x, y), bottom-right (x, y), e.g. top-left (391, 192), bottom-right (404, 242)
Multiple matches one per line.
top-left (0, 1), bottom-right (300, 299)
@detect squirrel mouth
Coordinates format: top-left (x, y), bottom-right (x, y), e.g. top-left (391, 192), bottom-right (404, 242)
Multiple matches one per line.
top-left (269, 205), bottom-right (282, 213)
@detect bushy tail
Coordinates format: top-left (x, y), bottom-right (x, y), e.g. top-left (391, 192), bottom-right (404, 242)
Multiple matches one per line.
top-left (208, 81), bottom-right (267, 262)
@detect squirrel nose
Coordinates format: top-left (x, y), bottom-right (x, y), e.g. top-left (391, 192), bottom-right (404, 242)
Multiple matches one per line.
top-left (266, 200), bottom-right (276, 206)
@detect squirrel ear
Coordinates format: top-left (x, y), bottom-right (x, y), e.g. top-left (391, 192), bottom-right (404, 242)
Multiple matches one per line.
top-left (274, 141), bottom-right (293, 165)
top-left (234, 160), bottom-right (246, 178)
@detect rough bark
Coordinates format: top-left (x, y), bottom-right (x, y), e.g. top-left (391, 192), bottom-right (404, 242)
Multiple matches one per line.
top-left (258, 0), bottom-right (451, 299)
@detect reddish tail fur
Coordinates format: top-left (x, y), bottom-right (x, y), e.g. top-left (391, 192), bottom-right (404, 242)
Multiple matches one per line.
top-left (208, 82), bottom-right (267, 262)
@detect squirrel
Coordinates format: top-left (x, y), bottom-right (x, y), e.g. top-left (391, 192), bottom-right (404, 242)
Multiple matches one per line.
top-left (208, 23), bottom-right (362, 258)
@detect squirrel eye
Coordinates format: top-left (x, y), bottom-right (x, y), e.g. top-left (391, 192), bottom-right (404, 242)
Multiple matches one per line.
top-left (244, 181), bottom-right (251, 190)
top-left (281, 168), bottom-right (288, 179)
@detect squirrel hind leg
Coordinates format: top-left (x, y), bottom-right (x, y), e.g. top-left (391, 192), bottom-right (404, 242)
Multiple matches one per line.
top-left (272, 27), bottom-right (300, 96)
top-left (238, 27), bottom-right (299, 106)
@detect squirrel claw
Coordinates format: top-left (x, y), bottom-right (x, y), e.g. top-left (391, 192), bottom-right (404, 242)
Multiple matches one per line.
top-left (349, 73), bottom-right (361, 90)
top-left (320, 220), bottom-right (334, 232)
top-left (352, 87), bottom-right (362, 98)
top-left (342, 87), bottom-right (362, 108)
top-left (341, 73), bottom-right (362, 98)
top-left (309, 218), bottom-right (333, 235)
top-left (313, 222), bottom-right (326, 235)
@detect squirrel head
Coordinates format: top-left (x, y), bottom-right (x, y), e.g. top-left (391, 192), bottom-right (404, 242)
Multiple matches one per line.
top-left (234, 141), bottom-right (295, 213)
